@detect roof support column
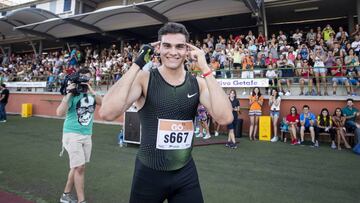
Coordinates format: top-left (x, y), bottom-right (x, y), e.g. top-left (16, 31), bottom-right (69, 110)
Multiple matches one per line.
top-left (348, 12), bottom-right (355, 37)
top-left (357, 0), bottom-right (360, 24)
top-left (120, 40), bottom-right (125, 54)
top-left (79, 0), bottom-right (84, 14)
top-left (38, 40), bottom-right (43, 56)
top-left (260, 0), bottom-right (268, 39)
top-left (28, 40), bottom-right (38, 57)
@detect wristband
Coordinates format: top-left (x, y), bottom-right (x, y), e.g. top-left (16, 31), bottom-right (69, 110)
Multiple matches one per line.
top-left (134, 44), bottom-right (154, 69)
top-left (201, 70), bottom-right (213, 78)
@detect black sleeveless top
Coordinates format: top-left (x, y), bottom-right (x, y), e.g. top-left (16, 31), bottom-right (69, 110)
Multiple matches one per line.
top-left (137, 69), bottom-right (200, 171)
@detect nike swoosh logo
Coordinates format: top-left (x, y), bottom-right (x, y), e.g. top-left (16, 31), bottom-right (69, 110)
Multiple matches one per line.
top-left (139, 49), bottom-right (144, 55)
top-left (187, 93), bottom-right (198, 98)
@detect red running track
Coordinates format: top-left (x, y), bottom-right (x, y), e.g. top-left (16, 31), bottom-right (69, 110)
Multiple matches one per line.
top-left (0, 191), bottom-right (33, 203)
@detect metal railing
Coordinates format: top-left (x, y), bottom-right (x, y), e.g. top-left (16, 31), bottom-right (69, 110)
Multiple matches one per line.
top-left (2, 65), bottom-right (358, 95)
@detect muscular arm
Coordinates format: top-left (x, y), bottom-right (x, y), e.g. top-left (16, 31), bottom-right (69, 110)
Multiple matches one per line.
top-left (197, 75), bottom-right (233, 125)
top-left (99, 63), bottom-right (144, 121)
top-left (188, 43), bottom-right (232, 125)
top-left (100, 43), bottom-right (157, 120)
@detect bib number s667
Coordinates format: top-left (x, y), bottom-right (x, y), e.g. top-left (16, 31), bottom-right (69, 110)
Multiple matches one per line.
top-left (156, 119), bottom-right (194, 150)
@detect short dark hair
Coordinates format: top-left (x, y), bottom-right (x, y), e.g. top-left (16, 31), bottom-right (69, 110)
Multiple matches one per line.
top-left (303, 105), bottom-right (310, 109)
top-left (1, 84), bottom-right (5, 88)
top-left (78, 68), bottom-right (91, 75)
top-left (158, 22), bottom-right (189, 42)
top-left (347, 98), bottom-right (354, 102)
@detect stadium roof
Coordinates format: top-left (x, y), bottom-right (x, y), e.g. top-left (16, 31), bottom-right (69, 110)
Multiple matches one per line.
top-left (0, 0), bottom-right (250, 44)
top-left (0, 7), bottom-right (59, 44)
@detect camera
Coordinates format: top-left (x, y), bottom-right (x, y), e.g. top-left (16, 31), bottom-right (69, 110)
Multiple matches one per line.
top-left (60, 72), bottom-right (90, 96)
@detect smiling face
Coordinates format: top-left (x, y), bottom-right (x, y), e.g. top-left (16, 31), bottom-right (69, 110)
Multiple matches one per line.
top-left (335, 108), bottom-right (342, 116)
top-left (159, 33), bottom-right (187, 70)
top-left (322, 109), bottom-right (328, 116)
top-left (290, 107), bottom-right (296, 115)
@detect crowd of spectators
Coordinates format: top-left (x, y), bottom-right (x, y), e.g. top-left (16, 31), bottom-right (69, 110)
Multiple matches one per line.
top-left (0, 43), bottom-right (139, 91)
top-left (0, 23), bottom-right (360, 96)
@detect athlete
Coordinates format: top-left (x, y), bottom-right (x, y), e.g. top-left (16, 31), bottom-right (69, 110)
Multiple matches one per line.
top-left (100, 22), bottom-right (233, 203)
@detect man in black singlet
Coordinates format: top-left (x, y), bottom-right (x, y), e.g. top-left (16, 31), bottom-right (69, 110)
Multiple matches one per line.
top-left (100, 22), bottom-right (233, 203)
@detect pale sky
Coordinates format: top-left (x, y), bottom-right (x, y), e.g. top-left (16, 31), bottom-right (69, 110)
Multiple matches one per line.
top-left (1, 0), bottom-right (38, 6)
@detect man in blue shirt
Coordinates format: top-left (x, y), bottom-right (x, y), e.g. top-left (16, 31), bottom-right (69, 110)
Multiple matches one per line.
top-left (300, 105), bottom-right (318, 147)
top-left (342, 98), bottom-right (360, 143)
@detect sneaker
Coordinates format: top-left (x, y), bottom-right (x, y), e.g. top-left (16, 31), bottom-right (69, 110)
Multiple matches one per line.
top-left (194, 128), bottom-right (200, 134)
top-left (300, 141), bottom-right (305, 146)
top-left (310, 141), bottom-right (318, 148)
top-left (215, 131), bottom-right (219, 137)
top-left (285, 91), bottom-right (291, 96)
top-left (270, 136), bottom-right (279, 142)
top-left (352, 93), bottom-right (357, 96)
top-left (333, 91), bottom-right (336, 95)
top-left (203, 134), bottom-right (211, 139)
top-left (195, 133), bottom-right (201, 138)
top-left (299, 92), bottom-right (304, 96)
top-left (0, 120), bottom-right (6, 123)
top-left (230, 143), bottom-right (238, 149)
top-left (225, 141), bottom-right (231, 147)
top-left (242, 91), bottom-right (247, 95)
top-left (331, 142), bottom-right (336, 149)
top-left (59, 193), bottom-right (77, 203)
top-left (279, 92), bottom-right (284, 96)
top-left (291, 139), bottom-right (296, 145)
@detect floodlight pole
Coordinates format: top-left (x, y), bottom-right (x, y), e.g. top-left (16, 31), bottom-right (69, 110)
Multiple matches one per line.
top-left (357, 0), bottom-right (360, 24)
top-left (261, 0), bottom-right (268, 40)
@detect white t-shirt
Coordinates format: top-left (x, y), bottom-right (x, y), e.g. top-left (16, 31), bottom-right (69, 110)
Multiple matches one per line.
top-left (266, 70), bottom-right (277, 78)
top-left (270, 96), bottom-right (281, 111)
top-left (351, 41), bottom-right (360, 52)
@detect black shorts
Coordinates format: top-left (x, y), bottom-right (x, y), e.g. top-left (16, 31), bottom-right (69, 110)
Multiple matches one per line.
top-left (233, 63), bottom-right (241, 69)
top-left (227, 116), bottom-right (238, 130)
top-left (130, 157), bottom-right (203, 203)
top-left (302, 126), bottom-right (314, 132)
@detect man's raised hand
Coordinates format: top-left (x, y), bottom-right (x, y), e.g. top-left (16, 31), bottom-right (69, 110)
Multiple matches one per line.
top-left (134, 41), bottom-right (160, 69)
top-left (186, 43), bottom-right (209, 73)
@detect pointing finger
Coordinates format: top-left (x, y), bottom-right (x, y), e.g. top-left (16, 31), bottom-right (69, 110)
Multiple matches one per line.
top-left (150, 41), bottom-right (161, 47)
top-left (186, 43), bottom-right (198, 51)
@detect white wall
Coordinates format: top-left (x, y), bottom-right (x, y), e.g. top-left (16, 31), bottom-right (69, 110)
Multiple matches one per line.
top-left (3, 0), bottom-right (76, 16)
top-left (96, 0), bottom-right (143, 9)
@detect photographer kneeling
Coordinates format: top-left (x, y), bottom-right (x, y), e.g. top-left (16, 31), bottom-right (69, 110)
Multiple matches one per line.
top-left (56, 68), bottom-right (102, 203)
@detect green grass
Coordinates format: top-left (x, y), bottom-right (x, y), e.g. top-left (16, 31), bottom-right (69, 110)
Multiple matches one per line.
top-left (0, 116), bottom-right (360, 203)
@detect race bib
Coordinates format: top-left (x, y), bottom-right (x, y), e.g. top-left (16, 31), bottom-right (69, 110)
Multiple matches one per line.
top-left (156, 119), bottom-right (194, 150)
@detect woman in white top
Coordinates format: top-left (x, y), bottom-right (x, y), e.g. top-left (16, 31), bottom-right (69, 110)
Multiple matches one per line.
top-left (269, 88), bottom-right (281, 142)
